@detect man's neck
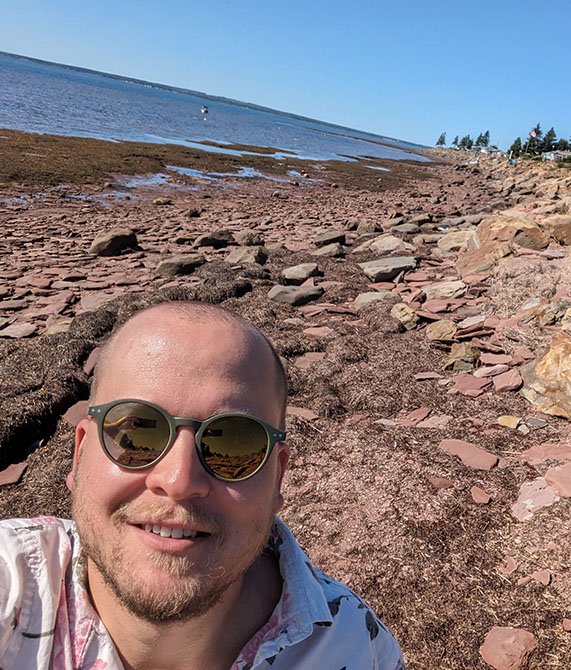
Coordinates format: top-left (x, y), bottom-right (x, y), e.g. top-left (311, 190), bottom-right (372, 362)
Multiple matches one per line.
top-left (86, 552), bottom-right (283, 670)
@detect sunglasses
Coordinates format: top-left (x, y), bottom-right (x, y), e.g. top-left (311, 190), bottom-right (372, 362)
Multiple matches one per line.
top-left (88, 399), bottom-right (286, 482)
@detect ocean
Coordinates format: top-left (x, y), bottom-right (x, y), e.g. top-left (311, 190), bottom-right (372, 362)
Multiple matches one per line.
top-left (0, 51), bottom-right (429, 164)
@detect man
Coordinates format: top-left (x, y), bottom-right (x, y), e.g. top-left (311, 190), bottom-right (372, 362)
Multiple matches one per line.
top-left (0, 301), bottom-right (404, 669)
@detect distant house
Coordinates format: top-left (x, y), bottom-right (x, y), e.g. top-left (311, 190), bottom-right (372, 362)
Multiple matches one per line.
top-left (473, 145), bottom-right (505, 156)
top-left (543, 150), bottom-right (571, 161)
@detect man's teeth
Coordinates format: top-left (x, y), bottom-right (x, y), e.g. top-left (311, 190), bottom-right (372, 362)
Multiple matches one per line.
top-left (143, 524), bottom-right (198, 539)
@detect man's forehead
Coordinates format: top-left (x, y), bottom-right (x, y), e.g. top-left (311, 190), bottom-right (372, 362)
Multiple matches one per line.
top-left (104, 309), bottom-right (267, 374)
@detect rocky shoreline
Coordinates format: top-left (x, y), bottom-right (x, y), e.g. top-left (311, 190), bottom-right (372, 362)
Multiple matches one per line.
top-left (1, 135), bottom-right (570, 668)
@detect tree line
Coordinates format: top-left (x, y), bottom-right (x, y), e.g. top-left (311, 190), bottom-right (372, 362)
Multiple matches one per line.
top-left (435, 124), bottom-right (571, 156)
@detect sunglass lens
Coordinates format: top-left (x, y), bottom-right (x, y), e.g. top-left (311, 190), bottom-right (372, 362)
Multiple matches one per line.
top-left (199, 416), bottom-right (268, 480)
top-left (102, 402), bottom-right (170, 467)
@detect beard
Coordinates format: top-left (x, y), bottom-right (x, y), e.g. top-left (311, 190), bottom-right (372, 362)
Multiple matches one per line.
top-left (71, 461), bottom-right (277, 624)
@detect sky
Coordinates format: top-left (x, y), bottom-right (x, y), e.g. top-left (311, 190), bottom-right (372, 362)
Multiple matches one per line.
top-left (0, 0), bottom-right (568, 150)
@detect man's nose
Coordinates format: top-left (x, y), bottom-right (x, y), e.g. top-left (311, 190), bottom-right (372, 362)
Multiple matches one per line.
top-left (144, 426), bottom-right (212, 501)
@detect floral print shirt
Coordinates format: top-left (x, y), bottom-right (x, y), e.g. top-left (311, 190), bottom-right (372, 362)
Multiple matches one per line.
top-left (0, 517), bottom-right (404, 669)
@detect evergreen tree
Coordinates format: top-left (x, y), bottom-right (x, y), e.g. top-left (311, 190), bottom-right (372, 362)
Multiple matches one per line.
top-left (541, 127), bottom-right (557, 152)
top-left (474, 133), bottom-right (484, 147)
top-left (556, 138), bottom-right (570, 151)
top-left (526, 123), bottom-right (542, 154)
top-left (482, 130), bottom-right (490, 147)
top-left (458, 135), bottom-right (473, 150)
top-left (436, 132), bottom-right (446, 146)
top-left (452, 135), bottom-right (459, 147)
top-left (509, 137), bottom-right (522, 157)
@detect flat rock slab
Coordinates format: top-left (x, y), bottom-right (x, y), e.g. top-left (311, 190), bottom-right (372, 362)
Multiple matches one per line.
top-left (358, 256), bottom-right (417, 282)
top-left (520, 443), bottom-right (571, 466)
top-left (0, 322), bottom-right (37, 338)
top-left (286, 406), bottom-right (319, 421)
top-left (545, 461), bottom-right (571, 497)
top-left (479, 626), bottom-right (538, 670)
top-left (511, 477), bottom-right (559, 521)
top-left (267, 285), bottom-right (324, 306)
top-left (423, 280), bottom-right (467, 301)
top-left (0, 461), bottom-right (27, 486)
top-left (439, 439), bottom-right (498, 470)
top-left (62, 400), bottom-right (89, 428)
top-left (493, 369), bottom-right (523, 392)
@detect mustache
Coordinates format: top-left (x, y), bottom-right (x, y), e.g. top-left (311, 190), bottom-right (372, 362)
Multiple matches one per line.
top-left (111, 501), bottom-right (226, 534)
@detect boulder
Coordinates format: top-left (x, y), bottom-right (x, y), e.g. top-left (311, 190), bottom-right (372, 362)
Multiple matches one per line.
top-left (437, 230), bottom-right (476, 252)
top-left (356, 220), bottom-right (380, 234)
top-left (281, 262), bottom-right (320, 285)
top-left (89, 228), bottom-right (139, 256)
top-left (226, 245), bottom-right (268, 265)
top-left (354, 291), bottom-right (392, 311)
top-left (311, 242), bottom-right (345, 258)
top-left (423, 280), bottom-right (466, 301)
top-left (267, 285), bottom-right (324, 306)
top-left (155, 253), bottom-right (205, 276)
top-left (390, 303), bottom-right (419, 330)
top-left (540, 214), bottom-right (571, 245)
top-left (479, 627), bottom-right (538, 670)
top-left (456, 240), bottom-right (512, 278)
top-left (358, 257), bottom-right (417, 282)
top-left (193, 230), bottom-right (235, 248)
top-left (444, 342), bottom-right (480, 372)
top-left (369, 234), bottom-right (410, 255)
top-left (234, 230), bottom-right (264, 246)
top-left (426, 319), bottom-right (457, 341)
top-left (392, 222), bottom-right (420, 234)
top-left (521, 332), bottom-right (571, 418)
top-left (476, 214), bottom-right (550, 250)
top-left (314, 229), bottom-right (346, 247)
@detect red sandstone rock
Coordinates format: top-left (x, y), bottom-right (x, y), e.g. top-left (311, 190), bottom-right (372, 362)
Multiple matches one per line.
top-left (544, 462), bottom-right (571, 497)
top-left (396, 407), bottom-right (431, 426)
top-left (62, 401), bottom-right (89, 428)
top-left (0, 461), bottom-right (27, 486)
top-left (479, 626), bottom-right (538, 670)
top-left (511, 477), bottom-right (559, 521)
top-left (471, 486), bottom-right (492, 503)
top-left (520, 443), bottom-right (571, 466)
top-left (438, 439), bottom-right (498, 470)
top-left (498, 556), bottom-right (518, 576)
top-left (0, 322), bottom-right (37, 338)
top-left (427, 475), bottom-right (453, 489)
top-left (302, 326), bottom-right (334, 339)
top-left (493, 369), bottom-right (523, 392)
top-left (531, 570), bottom-right (551, 586)
top-left (286, 406), bottom-right (318, 421)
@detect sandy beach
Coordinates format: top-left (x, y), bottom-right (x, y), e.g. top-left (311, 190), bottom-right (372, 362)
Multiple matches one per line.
top-left (1, 131), bottom-right (571, 668)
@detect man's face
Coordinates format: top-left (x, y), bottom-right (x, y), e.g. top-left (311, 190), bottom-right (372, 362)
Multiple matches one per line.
top-left (67, 310), bottom-right (288, 622)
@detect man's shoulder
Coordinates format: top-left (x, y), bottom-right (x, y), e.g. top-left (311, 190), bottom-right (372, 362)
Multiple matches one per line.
top-left (0, 516), bottom-right (75, 564)
top-left (269, 520), bottom-right (404, 668)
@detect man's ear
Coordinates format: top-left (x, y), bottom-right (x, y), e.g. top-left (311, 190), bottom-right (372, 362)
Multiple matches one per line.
top-left (274, 442), bottom-right (290, 513)
top-left (66, 418), bottom-right (90, 491)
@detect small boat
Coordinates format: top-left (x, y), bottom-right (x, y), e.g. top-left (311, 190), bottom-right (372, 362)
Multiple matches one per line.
top-left (201, 106), bottom-right (208, 114)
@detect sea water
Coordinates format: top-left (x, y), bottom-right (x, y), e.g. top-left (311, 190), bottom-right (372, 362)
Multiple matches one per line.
top-left (0, 51), bottom-right (429, 163)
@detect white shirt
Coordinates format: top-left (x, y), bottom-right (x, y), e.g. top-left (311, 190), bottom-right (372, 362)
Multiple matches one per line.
top-left (0, 516), bottom-right (404, 669)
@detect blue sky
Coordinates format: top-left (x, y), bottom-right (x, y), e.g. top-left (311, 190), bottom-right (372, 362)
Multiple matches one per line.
top-left (0, 0), bottom-right (568, 149)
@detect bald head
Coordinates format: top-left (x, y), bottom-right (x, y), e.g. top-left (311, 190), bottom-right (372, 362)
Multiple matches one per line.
top-left (90, 302), bottom-right (288, 428)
